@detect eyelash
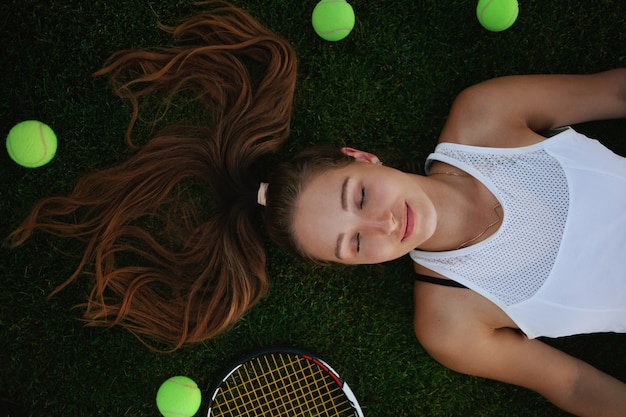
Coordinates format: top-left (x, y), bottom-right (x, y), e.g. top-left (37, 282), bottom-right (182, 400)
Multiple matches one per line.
top-left (356, 187), bottom-right (365, 253)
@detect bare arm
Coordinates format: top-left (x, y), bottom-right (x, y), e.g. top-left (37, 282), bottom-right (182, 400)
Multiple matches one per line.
top-left (440, 68), bottom-right (626, 147)
top-left (414, 285), bottom-right (626, 416)
top-left (436, 329), bottom-right (626, 416)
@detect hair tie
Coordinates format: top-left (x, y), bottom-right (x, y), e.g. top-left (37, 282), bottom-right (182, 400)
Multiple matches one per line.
top-left (257, 182), bottom-right (269, 206)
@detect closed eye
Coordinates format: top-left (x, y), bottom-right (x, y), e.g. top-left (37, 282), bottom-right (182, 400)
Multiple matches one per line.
top-left (356, 233), bottom-right (361, 253)
top-left (359, 187), bottom-right (365, 209)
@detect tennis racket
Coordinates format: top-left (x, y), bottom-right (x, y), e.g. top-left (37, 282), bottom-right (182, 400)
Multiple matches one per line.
top-left (206, 347), bottom-right (364, 416)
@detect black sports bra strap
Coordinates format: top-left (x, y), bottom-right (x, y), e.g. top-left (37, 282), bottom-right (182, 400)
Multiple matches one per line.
top-left (414, 273), bottom-right (468, 289)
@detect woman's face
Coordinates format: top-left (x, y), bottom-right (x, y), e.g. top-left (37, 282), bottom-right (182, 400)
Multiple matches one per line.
top-left (291, 149), bottom-right (438, 265)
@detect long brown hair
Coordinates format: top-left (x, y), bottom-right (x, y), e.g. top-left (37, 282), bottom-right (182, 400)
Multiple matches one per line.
top-left (7, 1), bottom-right (296, 350)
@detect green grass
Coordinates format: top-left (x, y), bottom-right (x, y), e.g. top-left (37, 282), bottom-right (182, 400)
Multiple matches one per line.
top-left (1, 0), bottom-right (626, 416)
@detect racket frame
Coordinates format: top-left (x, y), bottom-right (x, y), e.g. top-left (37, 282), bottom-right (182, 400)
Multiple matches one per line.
top-left (206, 346), bottom-right (364, 417)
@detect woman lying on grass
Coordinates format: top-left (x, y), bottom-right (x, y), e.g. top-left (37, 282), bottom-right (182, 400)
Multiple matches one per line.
top-left (8, 2), bottom-right (626, 415)
top-left (280, 72), bottom-right (626, 416)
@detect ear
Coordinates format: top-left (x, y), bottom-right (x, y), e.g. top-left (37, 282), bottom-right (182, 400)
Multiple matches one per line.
top-left (340, 147), bottom-right (382, 164)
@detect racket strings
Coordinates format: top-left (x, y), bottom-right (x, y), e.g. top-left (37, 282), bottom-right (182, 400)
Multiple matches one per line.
top-left (211, 353), bottom-right (356, 416)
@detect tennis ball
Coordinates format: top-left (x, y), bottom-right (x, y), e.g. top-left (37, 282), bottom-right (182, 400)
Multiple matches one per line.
top-left (312, 0), bottom-right (355, 42)
top-left (156, 376), bottom-right (202, 417)
top-left (476, 0), bottom-right (519, 32)
top-left (6, 120), bottom-right (57, 168)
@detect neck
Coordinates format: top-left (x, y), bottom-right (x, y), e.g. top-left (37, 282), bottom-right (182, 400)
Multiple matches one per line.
top-left (417, 172), bottom-right (501, 251)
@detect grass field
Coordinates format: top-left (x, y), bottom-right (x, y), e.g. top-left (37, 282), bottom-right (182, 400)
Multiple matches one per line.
top-left (2, 0), bottom-right (626, 416)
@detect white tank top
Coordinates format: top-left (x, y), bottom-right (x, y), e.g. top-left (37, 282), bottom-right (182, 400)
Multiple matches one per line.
top-left (410, 128), bottom-right (626, 338)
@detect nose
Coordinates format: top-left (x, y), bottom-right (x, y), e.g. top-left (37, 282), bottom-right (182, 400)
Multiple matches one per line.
top-left (362, 210), bottom-right (397, 235)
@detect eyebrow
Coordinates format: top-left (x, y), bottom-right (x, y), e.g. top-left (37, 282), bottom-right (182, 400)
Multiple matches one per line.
top-left (340, 176), bottom-right (349, 211)
top-left (335, 233), bottom-right (344, 260)
top-left (335, 177), bottom-right (350, 260)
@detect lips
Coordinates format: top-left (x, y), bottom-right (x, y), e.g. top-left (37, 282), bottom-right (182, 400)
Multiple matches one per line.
top-left (402, 203), bottom-right (413, 241)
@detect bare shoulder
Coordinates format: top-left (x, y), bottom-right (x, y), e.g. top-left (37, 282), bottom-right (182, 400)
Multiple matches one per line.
top-left (413, 264), bottom-right (517, 369)
top-left (413, 278), bottom-right (511, 346)
top-left (438, 80), bottom-right (544, 148)
top-left (439, 70), bottom-right (626, 148)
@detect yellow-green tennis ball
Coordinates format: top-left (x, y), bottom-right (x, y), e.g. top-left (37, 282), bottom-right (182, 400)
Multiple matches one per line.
top-left (156, 376), bottom-right (202, 417)
top-left (476, 0), bottom-right (519, 32)
top-left (6, 120), bottom-right (57, 168)
top-left (312, 0), bottom-right (355, 42)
